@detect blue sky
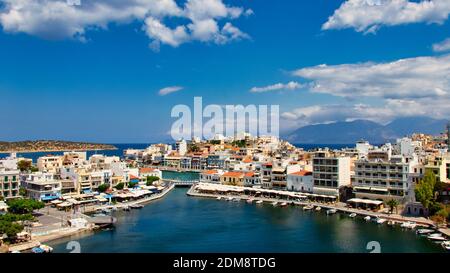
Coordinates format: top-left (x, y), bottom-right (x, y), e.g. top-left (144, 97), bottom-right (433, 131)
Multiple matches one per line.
top-left (1, 0), bottom-right (449, 143)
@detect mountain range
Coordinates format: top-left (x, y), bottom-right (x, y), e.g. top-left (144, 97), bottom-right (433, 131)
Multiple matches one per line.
top-left (285, 117), bottom-right (448, 144)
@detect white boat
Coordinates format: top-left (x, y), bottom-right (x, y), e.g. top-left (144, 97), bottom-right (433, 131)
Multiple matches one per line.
top-left (227, 197), bottom-right (234, 201)
top-left (303, 205), bottom-right (314, 211)
top-left (326, 209), bottom-right (337, 215)
top-left (315, 206), bottom-right (322, 211)
top-left (216, 196), bottom-right (222, 200)
top-left (428, 233), bottom-right (447, 241)
top-left (255, 200), bottom-right (263, 204)
top-left (387, 221), bottom-right (396, 226)
top-left (376, 218), bottom-right (387, 224)
top-left (247, 199), bottom-right (254, 204)
top-left (400, 221), bottom-right (416, 229)
top-left (232, 198), bottom-right (240, 202)
top-left (272, 201), bottom-right (278, 207)
top-left (416, 229), bottom-right (435, 235)
top-left (441, 241), bottom-right (450, 251)
top-left (349, 213), bottom-right (357, 218)
top-left (364, 216), bottom-right (371, 221)
top-left (280, 202), bottom-right (288, 207)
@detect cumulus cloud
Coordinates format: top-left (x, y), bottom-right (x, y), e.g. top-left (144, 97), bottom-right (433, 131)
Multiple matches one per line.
top-left (433, 38), bottom-right (450, 52)
top-left (0, 0), bottom-right (250, 48)
top-left (322, 0), bottom-right (450, 33)
top-left (292, 54), bottom-right (450, 99)
top-left (250, 81), bottom-right (303, 93)
top-left (158, 86), bottom-right (183, 96)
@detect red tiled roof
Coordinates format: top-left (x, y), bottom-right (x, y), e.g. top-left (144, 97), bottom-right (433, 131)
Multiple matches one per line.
top-left (129, 175), bottom-right (139, 180)
top-left (222, 172), bottom-right (244, 178)
top-left (140, 168), bottom-right (156, 173)
top-left (290, 171), bottom-right (312, 176)
top-left (202, 170), bottom-right (218, 175)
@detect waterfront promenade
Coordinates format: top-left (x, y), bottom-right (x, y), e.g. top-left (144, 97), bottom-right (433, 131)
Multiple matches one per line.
top-left (186, 184), bottom-right (435, 227)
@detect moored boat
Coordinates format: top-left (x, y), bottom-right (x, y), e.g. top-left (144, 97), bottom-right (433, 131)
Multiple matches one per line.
top-left (326, 209), bottom-right (337, 215)
top-left (441, 241), bottom-right (450, 251)
top-left (376, 218), bottom-right (387, 224)
top-left (364, 216), bottom-right (371, 221)
top-left (233, 198), bottom-right (240, 202)
top-left (400, 221), bottom-right (416, 229)
top-left (349, 213), bottom-right (357, 218)
top-left (315, 206), bottom-right (322, 211)
top-left (227, 197), bottom-right (234, 202)
top-left (303, 205), bottom-right (314, 211)
top-left (427, 233), bottom-right (447, 241)
top-left (216, 196), bottom-right (222, 200)
top-left (280, 202), bottom-right (288, 207)
top-left (130, 204), bottom-right (144, 209)
top-left (416, 229), bottom-right (435, 235)
top-left (272, 201), bottom-right (278, 207)
top-left (247, 199), bottom-right (254, 204)
top-left (255, 200), bottom-right (263, 204)
top-left (122, 206), bottom-right (130, 211)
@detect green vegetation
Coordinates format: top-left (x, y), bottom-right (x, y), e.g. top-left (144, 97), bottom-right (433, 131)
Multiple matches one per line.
top-left (146, 176), bottom-right (160, 186)
top-left (209, 140), bottom-right (221, 145)
top-left (97, 184), bottom-right (110, 193)
top-left (232, 140), bottom-right (246, 148)
top-left (19, 187), bottom-right (26, 196)
top-left (0, 221), bottom-right (23, 240)
top-left (128, 182), bottom-right (137, 188)
top-left (17, 160), bottom-right (32, 172)
top-left (6, 199), bottom-right (44, 214)
top-left (0, 213), bottom-right (34, 222)
top-left (414, 170), bottom-right (436, 209)
top-left (114, 183), bottom-right (124, 190)
top-left (189, 145), bottom-right (200, 153)
top-left (385, 199), bottom-right (399, 214)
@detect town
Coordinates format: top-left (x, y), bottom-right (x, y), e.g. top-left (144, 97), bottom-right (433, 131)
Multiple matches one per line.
top-left (1, 123), bottom-right (450, 253)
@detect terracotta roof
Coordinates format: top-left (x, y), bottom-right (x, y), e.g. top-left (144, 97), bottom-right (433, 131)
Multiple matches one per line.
top-left (242, 157), bottom-right (253, 163)
top-left (244, 172), bottom-right (255, 177)
top-left (140, 168), bottom-right (156, 173)
top-left (202, 170), bottom-right (218, 175)
top-left (222, 172), bottom-right (244, 178)
top-left (290, 171), bottom-right (312, 176)
top-left (129, 175), bottom-right (139, 180)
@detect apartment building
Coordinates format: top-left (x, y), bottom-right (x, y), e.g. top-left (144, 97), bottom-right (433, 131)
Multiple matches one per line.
top-left (37, 155), bottom-right (63, 173)
top-left (221, 172), bottom-right (245, 186)
top-left (200, 170), bottom-right (224, 183)
top-left (312, 151), bottom-right (351, 196)
top-left (21, 172), bottom-right (61, 201)
top-left (287, 171), bottom-right (313, 192)
top-left (0, 169), bottom-right (20, 199)
top-left (352, 155), bottom-right (417, 202)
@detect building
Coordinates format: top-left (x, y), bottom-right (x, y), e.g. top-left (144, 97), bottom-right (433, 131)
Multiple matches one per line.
top-left (37, 155), bottom-right (63, 173)
top-left (221, 172), bottom-right (245, 186)
top-left (312, 151), bottom-right (351, 197)
top-left (0, 169), bottom-right (20, 199)
top-left (139, 168), bottom-right (162, 180)
top-left (176, 139), bottom-right (187, 156)
top-left (21, 172), bottom-right (61, 202)
top-left (352, 155), bottom-right (417, 202)
top-left (287, 171), bottom-right (313, 192)
top-left (200, 170), bottom-right (224, 183)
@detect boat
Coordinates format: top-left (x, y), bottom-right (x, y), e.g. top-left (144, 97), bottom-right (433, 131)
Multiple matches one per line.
top-left (376, 218), bottom-right (387, 224)
top-left (315, 206), bottom-right (322, 211)
top-left (130, 204), bottom-right (144, 209)
top-left (280, 202), bottom-right (288, 207)
top-left (416, 229), bottom-right (435, 235)
top-left (101, 208), bottom-right (112, 214)
top-left (32, 244), bottom-right (53, 253)
top-left (400, 221), bottom-right (416, 229)
top-left (232, 198), bottom-right (240, 202)
top-left (227, 197), bottom-right (234, 202)
top-left (326, 209), bottom-right (337, 215)
top-left (122, 206), bottom-right (130, 211)
top-left (272, 201), bottom-right (278, 207)
top-left (216, 196), bottom-right (222, 200)
top-left (303, 205), bottom-right (314, 211)
top-left (441, 241), bottom-right (450, 251)
top-left (387, 221), bottom-right (396, 226)
top-left (255, 200), bottom-right (263, 204)
top-left (349, 213), bottom-right (357, 218)
top-left (247, 199), bottom-right (254, 204)
top-left (427, 233), bottom-right (447, 241)
top-left (364, 216), bottom-right (371, 221)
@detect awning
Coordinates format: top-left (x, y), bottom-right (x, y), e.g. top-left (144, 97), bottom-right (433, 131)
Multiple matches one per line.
top-left (347, 198), bottom-right (383, 206)
top-left (50, 200), bottom-right (63, 205)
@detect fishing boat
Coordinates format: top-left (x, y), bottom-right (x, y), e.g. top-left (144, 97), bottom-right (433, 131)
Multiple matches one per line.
top-left (272, 201), bottom-right (278, 207)
top-left (364, 216), bottom-right (371, 221)
top-left (303, 205), bottom-right (314, 211)
top-left (280, 202), bottom-right (288, 207)
top-left (376, 218), bottom-right (387, 224)
top-left (315, 206), bottom-right (322, 211)
top-left (349, 213), bottom-right (357, 218)
top-left (326, 209), bottom-right (337, 215)
top-left (416, 229), bottom-right (435, 235)
top-left (130, 204), bottom-right (144, 209)
top-left (427, 233), bottom-right (447, 241)
top-left (255, 200), bottom-right (263, 204)
top-left (441, 241), bottom-right (450, 251)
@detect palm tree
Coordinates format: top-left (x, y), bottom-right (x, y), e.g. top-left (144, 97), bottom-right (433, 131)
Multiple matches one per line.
top-left (386, 199), bottom-right (399, 214)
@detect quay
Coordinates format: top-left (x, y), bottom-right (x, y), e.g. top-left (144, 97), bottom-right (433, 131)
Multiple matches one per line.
top-left (187, 183), bottom-right (435, 228)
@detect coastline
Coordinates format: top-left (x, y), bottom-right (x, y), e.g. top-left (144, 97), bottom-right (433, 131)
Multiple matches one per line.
top-left (0, 147), bottom-right (118, 154)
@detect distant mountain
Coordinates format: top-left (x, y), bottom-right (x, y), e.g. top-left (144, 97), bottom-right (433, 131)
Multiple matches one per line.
top-left (286, 117), bottom-right (448, 144)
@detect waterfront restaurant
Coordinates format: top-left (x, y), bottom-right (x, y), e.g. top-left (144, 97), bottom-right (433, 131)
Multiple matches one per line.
top-left (193, 183), bottom-right (337, 203)
top-left (346, 198), bottom-right (384, 211)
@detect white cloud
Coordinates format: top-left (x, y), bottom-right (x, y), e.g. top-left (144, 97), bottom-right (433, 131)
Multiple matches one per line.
top-left (158, 86), bottom-right (183, 96)
top-left (0, 0), bottom-right (250, 48)
top-left (293, 54), bottom-right (450, 99)
top-left (323, 0), bottom-right (450, 33)
top-left (250, 81), bottom-right (303, 93)
top-left (433, 38), bottom-right (450, 52)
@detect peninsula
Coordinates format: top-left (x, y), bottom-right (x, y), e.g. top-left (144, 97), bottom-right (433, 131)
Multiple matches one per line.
top-left (0, 140), bottom-right (117, 153)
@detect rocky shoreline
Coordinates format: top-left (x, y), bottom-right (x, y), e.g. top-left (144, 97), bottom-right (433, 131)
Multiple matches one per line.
top-left (0, 140), bottom-right (117, 153)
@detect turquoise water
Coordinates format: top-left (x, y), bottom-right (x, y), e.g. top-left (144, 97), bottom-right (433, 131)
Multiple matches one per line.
top-left (49, 186), bottom-right (444, 253)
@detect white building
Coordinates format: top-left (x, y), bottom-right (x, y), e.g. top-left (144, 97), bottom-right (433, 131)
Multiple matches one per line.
top-left (37, 155), bottom-right (63, 173)
top-left (356, 140), bottom-right (372, 158)
top-left (21, 172), bottom-right (61, 201)
top-left (0, 168), bottom-right (20, 199)
top-left (287, 171), bottom-right (313, 192)
top-left (176, 139), bottom-right (187, 156)
top-left (312, 151), bottom-right (351, 196)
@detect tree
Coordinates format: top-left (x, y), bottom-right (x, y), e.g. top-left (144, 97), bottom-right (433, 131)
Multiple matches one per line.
top-left (415, 170), bottom-right (437, 209)
top-left (386, 199), bottom-right (399, 214)
top-left (114, 183), bottom-right (124, 190)
top-left (17, 160), bottom-right (32, 172)
top-left (6, 199), bottom-right (45, 214)
top-left (146, 176), bottom-right (160, 186)
top-left (19, 187), bottom-right (26, 197)
top-left (0, 220), bottom-right (24, 240)
top-left (97, 184), bottom-right (110, 193)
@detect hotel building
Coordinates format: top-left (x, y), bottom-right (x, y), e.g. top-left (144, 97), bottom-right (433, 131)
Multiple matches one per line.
top-left (312, 151), bottom-right (351, 197)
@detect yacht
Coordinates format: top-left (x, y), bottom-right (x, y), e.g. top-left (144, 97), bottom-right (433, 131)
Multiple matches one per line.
top-left (416, 229), bottom-right (435, 235)
top-left (427, 233), bottom-right (447, 241)
top-left (349, 213), bottom-right (357, 218)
